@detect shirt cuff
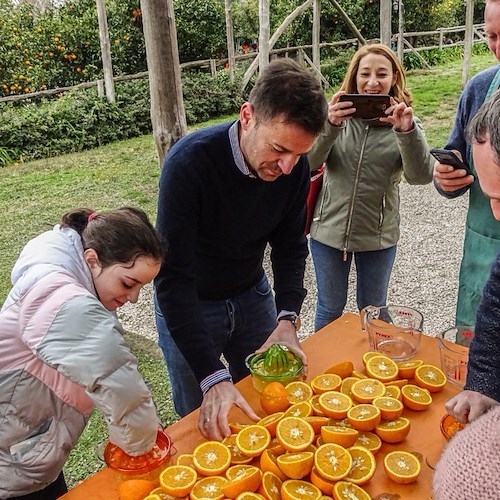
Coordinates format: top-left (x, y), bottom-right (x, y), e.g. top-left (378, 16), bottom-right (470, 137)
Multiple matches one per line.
top-left (200, 369), bottom-right (233, 395)
top-left (277, 310), bottom-right (298, 321)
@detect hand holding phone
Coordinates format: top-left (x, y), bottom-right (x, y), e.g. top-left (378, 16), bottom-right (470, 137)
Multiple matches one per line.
top-left (430, 148), bottom-right (472, 177)
top-left (338, 94), bottom-right (391, 120)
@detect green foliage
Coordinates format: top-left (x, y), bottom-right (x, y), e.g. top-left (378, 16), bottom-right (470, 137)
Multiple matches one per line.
top-left (0, 146), bottom-right (18, 167)
top-left (0, 70), bottom-right (242, 162)
top-left (173, 0), bottom-right (227, 62)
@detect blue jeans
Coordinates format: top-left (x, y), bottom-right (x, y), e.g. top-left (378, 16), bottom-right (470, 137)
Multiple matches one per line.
top-left (155, 274), bottom-right (277, 417)
top-left (310, 238), bottom-right (397, 331)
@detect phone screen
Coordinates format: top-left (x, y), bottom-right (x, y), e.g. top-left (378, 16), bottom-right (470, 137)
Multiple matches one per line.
top-left (339, 94), bottom-right (391, 120)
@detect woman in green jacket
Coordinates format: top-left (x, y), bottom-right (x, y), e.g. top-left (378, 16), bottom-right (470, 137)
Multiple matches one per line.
top-left (308, 43), bottom-right (434, 331)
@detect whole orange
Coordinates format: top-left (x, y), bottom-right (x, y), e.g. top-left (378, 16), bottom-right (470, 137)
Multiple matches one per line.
top-left (260, 382), bottom-right (290, 414)
top-left (117, 479), bottom-right (156, 500)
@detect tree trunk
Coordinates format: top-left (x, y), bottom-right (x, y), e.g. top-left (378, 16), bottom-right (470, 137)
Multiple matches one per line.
top-left (462, 0), bottom-right (475, 87)
top-left (95, 0), bottom-right (115, 103)
top-left (141, 0), bottom-right (187, 168)
top-left (259, 0), bottom-right (270, 71)
top-left (379, 0), bottom-right (392, 47)
top-left (312, 0), bottom-right (320, 70)
top-left (224, 0), bottom-right (235, 82)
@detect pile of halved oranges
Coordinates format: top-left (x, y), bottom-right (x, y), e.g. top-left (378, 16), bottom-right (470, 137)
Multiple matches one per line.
top-left (139, 352), bottom-right (446, 500)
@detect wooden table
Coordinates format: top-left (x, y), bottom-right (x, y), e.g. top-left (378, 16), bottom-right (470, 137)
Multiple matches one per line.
top-left (62, 312), bottom-right (459, 499)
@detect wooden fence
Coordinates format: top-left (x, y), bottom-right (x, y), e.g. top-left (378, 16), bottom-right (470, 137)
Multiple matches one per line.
top-left (0, 23), bottom-right (486, 104)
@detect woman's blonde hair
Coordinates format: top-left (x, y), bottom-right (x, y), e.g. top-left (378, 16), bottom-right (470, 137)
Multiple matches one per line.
top-left (340, 43), bottom-right (412, 106)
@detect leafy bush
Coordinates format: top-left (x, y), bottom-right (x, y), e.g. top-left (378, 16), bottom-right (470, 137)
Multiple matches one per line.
top-left (0, 70), bottom-right (243, 163)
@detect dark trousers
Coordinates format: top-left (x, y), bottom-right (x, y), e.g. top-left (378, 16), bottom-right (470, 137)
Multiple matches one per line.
top-left (7, 472), bottom-right (67, 500)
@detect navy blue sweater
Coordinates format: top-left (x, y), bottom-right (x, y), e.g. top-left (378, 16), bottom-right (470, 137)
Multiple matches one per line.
top-left (155, 122), bottom-right (310, 382)
top-left (466, 252), bottom-right (500, 402)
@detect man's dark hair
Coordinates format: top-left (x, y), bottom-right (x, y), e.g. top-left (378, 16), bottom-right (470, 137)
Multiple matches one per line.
top-left (468, 89), bottom-right (500, 165)
top-left (248, 59), bottom-right (327, 136)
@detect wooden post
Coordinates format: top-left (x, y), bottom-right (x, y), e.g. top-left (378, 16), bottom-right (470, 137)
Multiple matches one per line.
top-left (141, 0), bottom-right (187, 168)
top-left (224, 0), bottom-right (235, 82)
top-left (210, 59), bottom-right (217, 76)
top-left (95, 0), bottom-right (115, 103)
top-left (380, 0), bottom-right (392, 46)
top-left (97, 79), bottom-right (105, 98)
top-left (259, 0), bottom-right (270, 71)
top-left (312, 0), bottom-right (320, 70)
top-left (462, 0), bottom-right (475, 87)
top-left (397, 0), bottom-right (404, 61)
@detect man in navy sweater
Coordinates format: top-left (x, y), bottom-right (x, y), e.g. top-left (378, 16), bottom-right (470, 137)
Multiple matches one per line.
top-left (154, 59), bottom-right (327, 439)
top-left (445, 91), bottom-right (500, 425)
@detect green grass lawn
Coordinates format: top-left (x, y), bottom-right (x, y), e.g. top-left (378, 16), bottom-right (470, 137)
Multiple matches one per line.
top-left (0, 52), bottom-right (495, 488)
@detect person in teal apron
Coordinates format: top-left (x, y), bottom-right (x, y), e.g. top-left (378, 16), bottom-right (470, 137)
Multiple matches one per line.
top-left (433, 0), bottom-right (500, 327)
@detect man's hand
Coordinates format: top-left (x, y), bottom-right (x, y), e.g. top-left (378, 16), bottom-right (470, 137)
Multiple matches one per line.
top-left (255, 320), bottom-right (308, 377)
top-left (433, 151), bottom-right (474, 192)
top-left (198, 381), bottom-right (260, 441)
top-left (445, 390), bottom-right (499, 423)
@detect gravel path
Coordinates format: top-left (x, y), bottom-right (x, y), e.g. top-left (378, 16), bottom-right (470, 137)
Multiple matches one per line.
top-left (118, 182), bottom-right (468, 343)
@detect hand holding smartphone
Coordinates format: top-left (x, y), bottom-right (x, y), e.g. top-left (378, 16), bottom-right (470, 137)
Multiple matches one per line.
top-left (430, 148), bottom-right (472, 177)
top-left (338, 94), bottom-right (391, 120)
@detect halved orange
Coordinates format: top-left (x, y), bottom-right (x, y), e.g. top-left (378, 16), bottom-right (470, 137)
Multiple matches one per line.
top-left (229, 422), bottom-right (250, 433)
top-left (365, 355), bottom-right (399, 382)
top-left (190, 475), bottom-right (228, 500)
top-left (347, 404), bottom-right (381, 432)
top-left (276, 416), bottom-right (315, 452)
top-left (383, 384), bottom-right (402, 401)
top-left (258, 412), bottom-right (285, 437)
top-left (235, 493), bottom-right (266, 500)
top-left (383, 450), bottom-right (421, 484)
top-left (277, 451), bottom-right (314, 479)
top-left (375, 417), bottom-right (411, 443)
top-left (318, 391), bottom-right (353, 419)
top-left (285, 381), bottom-right (314, 403)
top-left (223, 434), bottom-right (254, 465)
top-left (260, 449), bottom-right (287, 481)
top-left (396, 359), bottom-right (423, 379)
top-left (414, 364), bottom-right (446, 392)
top-left (258, 470), bottom-right (282, 500)
top-left (222, 464), bottom-right (262, 498)
top-left (372, 396), bottom-right (404, 421)
top-left (142, 495), bottom-right (162, 500)
top-left (149, 487), bottom-right (175, 500)
top-left (353, 431), bottom-right (382, 454)
top-left (309, 395), bottom-right (326, 417)
top-left (320, 425), bottom-right (359, 448)
top-left (401, 384), bottom-right (432, 411)
top-left (310, 467), bottom-right (334, 496)
top-left (159, 464), bottom-right (197, 497)
top-left (281, 479), bottom-right (322, 500)
top-left (344, 446), bottom-right (376, 485)
top-left (384, 378), bottom-right (408, 388)
top-left (324, 360), bottom-right (354, 379)
top-left (268, 437), bottom-right (286, 456)
top-left (314, 443), bottom-right (353, 482)
top-left (284, 401), bottom-right (314, 418)
top-left (350, 378), bottom-right (386, 404)
top-left (311, 373), bottom-right (342, 394)
top-left (236, 425), bottom-right (271, 457)
top-left (304, 415), bottom-right (329, 434)
top-left (339, 377), bottom-right (359, 399)
top-left (362, 351), bottom-right (382, 366)
top-left (351, 370), bottom-right (367, 379)
top-left (192, 441), bottom-right (232, 476)
top-left (332, 480), bottom-right (371, 500)
top-left (176, 452), bottom-right (197, 469)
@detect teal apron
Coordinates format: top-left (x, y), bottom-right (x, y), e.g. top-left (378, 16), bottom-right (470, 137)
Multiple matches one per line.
top-left (456, 69), bottom-right (500, 326)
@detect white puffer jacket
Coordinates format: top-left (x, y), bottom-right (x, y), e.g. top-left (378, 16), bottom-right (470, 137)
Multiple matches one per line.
top-left (0, 225), bottom-right (159, 498)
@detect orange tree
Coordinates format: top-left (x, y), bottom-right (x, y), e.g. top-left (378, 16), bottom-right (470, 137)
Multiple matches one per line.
top-left (0, 0), bottom-right (146, 97)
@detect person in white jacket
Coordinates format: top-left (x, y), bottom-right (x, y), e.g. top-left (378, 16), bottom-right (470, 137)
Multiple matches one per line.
top-left (0, 206), bottom-right (164, 499)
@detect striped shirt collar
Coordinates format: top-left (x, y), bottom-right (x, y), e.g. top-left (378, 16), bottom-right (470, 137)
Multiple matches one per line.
top-left (229, 120), bottom-right (256, 178)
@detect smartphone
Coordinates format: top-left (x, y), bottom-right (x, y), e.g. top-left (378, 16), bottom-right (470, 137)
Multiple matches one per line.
top-left (338, 94), bottom-right (391, 120)
top-left (430, 148), bottom-right (472, 176)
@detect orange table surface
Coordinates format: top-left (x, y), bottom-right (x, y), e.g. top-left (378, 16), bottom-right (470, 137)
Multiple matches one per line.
top-left (62, 312), bottom-right (459, 499)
